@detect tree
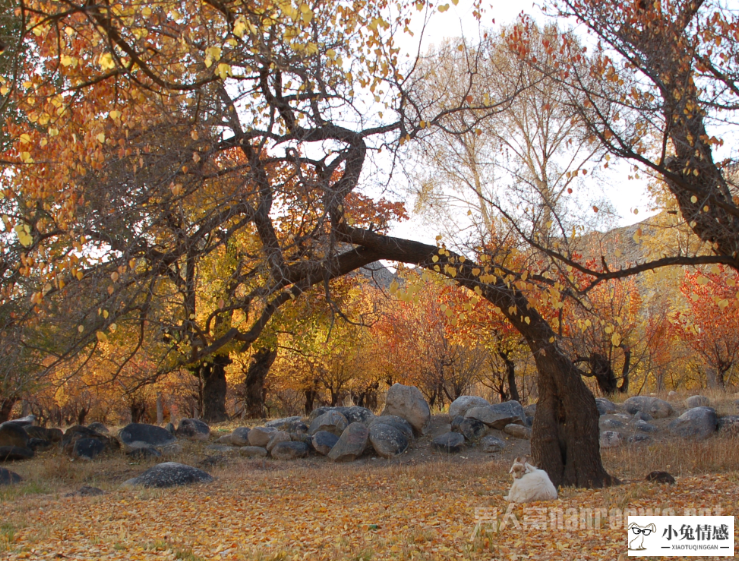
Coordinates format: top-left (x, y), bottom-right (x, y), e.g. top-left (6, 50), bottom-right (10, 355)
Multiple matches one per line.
top-left (1, 0), bottom-right (619, 487)
top-left (670, 265), bottom-right (739, 389)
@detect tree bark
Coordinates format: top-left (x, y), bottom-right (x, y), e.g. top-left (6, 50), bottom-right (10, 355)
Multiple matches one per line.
top-left (244, 348), bottom-right (276, 419)
top-left (0, 397), bottom-right (16, 422)
top-left (196, 354), bottom-right (232, 423)
top-left (500, 350), bottom-right (520, 402)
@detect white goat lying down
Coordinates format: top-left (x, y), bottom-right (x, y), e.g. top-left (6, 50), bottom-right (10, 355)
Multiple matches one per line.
top-left (504, 456), bottom-right (558, 503)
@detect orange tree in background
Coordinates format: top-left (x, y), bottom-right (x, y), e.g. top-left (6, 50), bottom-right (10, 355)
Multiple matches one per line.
top-left (670, 265), bottom-right (739, 389)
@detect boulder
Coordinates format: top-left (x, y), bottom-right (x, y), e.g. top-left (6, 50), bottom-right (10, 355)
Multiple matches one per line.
top-left (271, 441), bottom-right (310, 460)
top-left (646, 471), bottom-right (675, 484)
top-left (290, 432), bottom-right (311, 444)
top-left (28, 438), bottom-right (52, 452)
top-left (176, 419), bottom-right (210, 441)
top-left (46, 428), bottom-right (63, 443)
top-left (229, 427), bottom-right (251, 446)
top-left (0, 467), bottom-right (22, 485)
top-left (600, 417), bottom-right (625, 430)
top-left (623, 396), bottom-right (674, 419)
top-left (308, 406), bottom-right (334, 422)
top-left (382, 383), bottom-right (431, 435)
top-left (73, 438), bottom-right (109, 460)
top-left (685, 395), bottom-right (710, 408)
top-left (669, 406), bottom-right (718, 440)
top-left (504, 424), bottom-right (532, 440)
top-left (0, 446), bottom-right (34, 461)
top-left (308, 410), bottom-right (348, 437)
top-left (205, 445), bottom-right (238, 454)
top-left (62, 426), bottom-right (115, 455)
top-left (311, 431), bottom-right (339, 456)
top-left (718, 415), bottom-right (739, 436)
top-left (633, 411), bottom-right (653, 422)
top-left (65, 486), bottom-right (106, 497)
top-left (122, 462), bottom-right (213, 488)
top-left (1, 414), bottom-right (36, 428)
top-left (0, 422), bottom-right (29, 448)
top-left (368, 423), bottom-right (409, 458)
top-left (340, 406), bottom-right (375, 425)
top-left (87, 422), bottom-right (109, 434)
top-left (217, 434), bottom-right (233, 445)
top-left (465, 400), bottom-right (526, 429)
top-left (523, 403), bottom-right (537, 417)
top-left (265, 416), bottom-right (303, 430)
top-left (24, 426), bottom-right (52, 441)
top-left (248, 427), bottom-right (277, 447)
top-left (448, 396), bottom-right (491, 419)
top-left (370, 415), bottom-right (414, 440)
top-left (127, 446), bottom-right (162, 460)
top-left (432, 432), bottom-right (465, 453)
top-left (451, 416), bottom-right (487, 441)
top-left (634, 420), bottom-right (658, 433)
top-left (480, 435), bottom-right (506, 453)
top-left (119, 423), bottom-right (177, 451)
top-left (266, 431), bottom-right (291, 453)
top-left (238, 446), bottom-right (268, 458)
top-left (600, 431), bottom-right (624, 449)
top-left (328, 422), bottom-right (369, 462)
top-left (627, 434), bottom-right (652, 445)
top-left (595, 398), bottom-right (617, 416)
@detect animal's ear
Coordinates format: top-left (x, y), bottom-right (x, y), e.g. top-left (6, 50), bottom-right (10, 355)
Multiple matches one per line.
top-left (627, 523), bottom-right (637, 530)
top-left (647, 523), bottom-right (656, 531)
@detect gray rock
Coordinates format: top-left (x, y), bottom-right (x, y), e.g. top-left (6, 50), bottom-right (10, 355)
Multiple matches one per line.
top-left (504, 424), bottom-right (532, 440)
top-left (271, 441), bottom-right (310, 460)
top-left (627, 434), bottom-right (653, 445)
top-left (328, 422), bottom-right (369, 462)
top-left (1, 414), bottom-right (36, 428)
top-left (451, 416), bottom-right (487, 441)
top-left (686, 395), bottom-right (710, 408)
top-left (0, 467), bottom-right (22, 485)
top-left (623, 396), bottom-right (674, 419)
top-left (127, 445), bottom-right (162, 460)
top-left (24, 426), bottom-right (53, 441)
top-left (247, 427), bottom-right (277, 447)
top-left (217, 434), bottom-right (233, 445)
top-left (382, 383), bottom-right (431, 435)
top-left (669, 406), bottom-right (718, 439)
top-left (432, 432), bottom-right (465, 453)
top-left (62, 425), bottom-right (109, 449)
top-left (0, 446), bottom-right (34, 461)
top-left (311, 431), bottom-right (339, 455)
top-left (634, 420), bottom-right (658, 433)
top-left (28, 438), bottom-right (52, 452)
top-left (0, 423), bottom-right (29, 448)
top-left (122, 462), bottom-right (213, 488)
top-left (595, 398), bottom-right (617, 416)
top-left (205, 445), bottom-right (238, 453)
top-left (238, 446), bottom-right (268, 458)
top-left (524, 403), bottom-right (537, 417)
top-left (290, 432), bottom-right (311, 444)
top-left (448, 396), bottom-right (491, 419)
top-left (480, 435), bottom-right (506, 453)
top-left (340, 406), bottom-right (375, 425)
top-left (87, 422), bottom-right (109, 434)
top-left (600, 431), bottom-right (624, 449)
top-left (633, 411), bottom-right (653, 422)
top-left (265, 416), bottom-right (303, 429)
top-left (600, 417), bottom-right (625, 430)
top-left (465, 400), bottom-right (525, 429)
top-left (230, 427), bottom-right (251, 446)
top-left (370, 415), bottom-right (414, 440)
top-left (73, 438), bottom-right (108, 460)
top-left (308, 411), bottom-right (348, 437)
top-left (65, 486), bottom-right (106, 497)
top-left (176, 419), bottom-right (210, 441)
top-left (308, 406), bottom-right (334, 422)
top-left (266, 431), bottom-right (291, 453)
top-left (718, 415), bottom-right (739, 436)
top-left (368, 423), bottom-right (409, 458)
top-left (119, 423), bottom-right (177, 450)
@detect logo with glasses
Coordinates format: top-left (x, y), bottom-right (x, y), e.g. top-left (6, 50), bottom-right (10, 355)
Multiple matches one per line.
top-left (628, 522), bottom-right (656, 551)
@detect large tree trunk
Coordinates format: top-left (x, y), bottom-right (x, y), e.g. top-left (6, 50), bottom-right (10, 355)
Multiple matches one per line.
top-left (198, 354), bottom-right (232, 423)
top-left (244, 348), bottom-right (276, 419)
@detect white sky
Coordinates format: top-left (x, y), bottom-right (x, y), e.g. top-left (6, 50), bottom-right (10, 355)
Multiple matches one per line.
top-left (386, 0), bottom-right (655, 244)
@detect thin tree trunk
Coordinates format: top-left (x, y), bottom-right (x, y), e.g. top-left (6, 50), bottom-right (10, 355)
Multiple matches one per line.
top-left (500, 350), bottom-right (520, 402)
top-left (618, 349), bottom-right (631, 394)
top-left (244, 348), bottom-right (276, 418)
top-left (198, 354), bottom-right (232, 423)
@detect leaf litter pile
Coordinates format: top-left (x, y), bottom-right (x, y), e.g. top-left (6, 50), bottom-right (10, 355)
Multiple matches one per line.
top-left (2, 460), bottom-right (737, 560)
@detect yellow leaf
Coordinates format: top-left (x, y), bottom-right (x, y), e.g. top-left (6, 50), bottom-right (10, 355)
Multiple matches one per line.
top-left (438, 3), bottom-right (450, 12)
top-left (96, 331), bottom-right (108, 343)
top-left (611, 333), bottom-right (622, 347)
top-left (96, 132), bottom-right (105, 144)
top-left (432, 255), bottom-right (439, 263)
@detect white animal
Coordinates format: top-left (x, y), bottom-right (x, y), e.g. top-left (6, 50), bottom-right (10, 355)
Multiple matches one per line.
top-left (503, 456), bottom-right (558, 503)
top-left (628, 522), bottom-right (655, 551)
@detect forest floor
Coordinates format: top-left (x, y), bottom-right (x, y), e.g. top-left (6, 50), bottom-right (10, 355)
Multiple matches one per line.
top-left (2, 392), bottom-right (739, 560)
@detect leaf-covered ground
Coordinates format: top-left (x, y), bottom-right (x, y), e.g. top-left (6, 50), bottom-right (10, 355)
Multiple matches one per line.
top-left (2, 459), bottom-right (737, 561)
